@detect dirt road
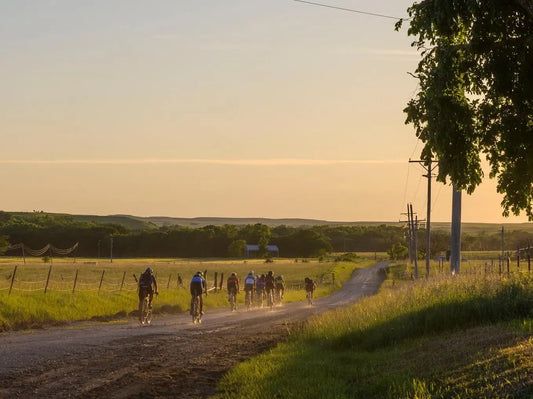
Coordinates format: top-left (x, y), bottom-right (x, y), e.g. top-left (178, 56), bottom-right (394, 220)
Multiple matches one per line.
top-left (0, 262), bottom-right (388, 398)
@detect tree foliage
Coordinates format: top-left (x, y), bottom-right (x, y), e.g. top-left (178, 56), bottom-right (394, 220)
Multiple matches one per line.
top-left (398, 0), bottom-right (533, 218)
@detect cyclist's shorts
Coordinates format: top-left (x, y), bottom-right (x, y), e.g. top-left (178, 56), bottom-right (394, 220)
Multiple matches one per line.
top-left (244, 283), bottom-right (254, 292)
top-left (139, 286), bottom-right (152, 299)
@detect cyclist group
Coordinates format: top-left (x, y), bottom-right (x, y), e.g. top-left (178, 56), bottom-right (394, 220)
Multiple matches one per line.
top-left (137, 267), bottom-right (316, 323)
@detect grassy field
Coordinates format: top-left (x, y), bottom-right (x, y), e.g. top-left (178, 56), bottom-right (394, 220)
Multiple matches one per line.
top-left (215, 261), bottom-right (533, 398)
top-left (0, 256), bottom-right (373, 331)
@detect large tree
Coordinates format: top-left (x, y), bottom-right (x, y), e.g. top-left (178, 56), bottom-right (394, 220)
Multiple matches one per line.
top-left (398, 1), bottom-right (533, 218)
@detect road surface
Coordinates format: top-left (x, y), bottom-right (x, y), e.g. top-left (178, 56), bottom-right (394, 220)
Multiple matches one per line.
top-left (0, 262), bottom-right (388, 398)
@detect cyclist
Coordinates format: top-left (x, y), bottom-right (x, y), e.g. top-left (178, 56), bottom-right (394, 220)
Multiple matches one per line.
top-left (274, 274), bottom-right (285, 303)
top-left (243, 271), bottom-right (256, 308)
top-left (138, 267), bottom-right (158, 309)
top-left (265, 270), bottom-right (276, 307)
top-left (304, 277), bottom-right (316, 304)
top-left (256, 274), bottom-right (266, 307)
top-left (190, 271), bottom-right (206, 315)
top-left (227, 272), bottom-right (240, 310)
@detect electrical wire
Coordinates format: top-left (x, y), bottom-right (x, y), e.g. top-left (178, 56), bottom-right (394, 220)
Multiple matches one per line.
top-left (293, 0), bottom-right (409, 21)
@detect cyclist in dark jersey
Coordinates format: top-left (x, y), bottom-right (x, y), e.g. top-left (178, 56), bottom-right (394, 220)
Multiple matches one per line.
top-left (138, 267), bottom-right (158, 309)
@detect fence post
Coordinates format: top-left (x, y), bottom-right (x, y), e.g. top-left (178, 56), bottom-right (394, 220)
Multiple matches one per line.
top-left (98, 270), bottom-right (105, 295)
top-left (9, 265), bottom-right (17, 296)
top-left (517, 247), bottom-right (520, 272)
top-left (120, 271), bottom-right (126, 291)
top-left (44, 265), bottom-right (53, 294)
top-left (527, 245), bottom-right (531, 273)
top-left (214, 272), bottom-right (218, 293)
top-left (507, 253), bottom-right (510, 275)
top-left (219, 273), bottom-right (224, 291)
top-left (167, 274), bottom-right (171, 289)
top-left (332, 272), bottom-right (335, 289)
top-left (72, 269), bottom-right (79, 294)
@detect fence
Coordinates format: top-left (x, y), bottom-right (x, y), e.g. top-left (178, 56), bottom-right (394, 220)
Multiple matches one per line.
top-left (0, 266), bottom-right (334, 296)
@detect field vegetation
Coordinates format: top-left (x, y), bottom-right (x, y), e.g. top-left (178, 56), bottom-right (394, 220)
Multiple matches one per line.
top-left (0, 256), bottom-right (373, 331)
top-left (215, 260), bottom-right (533, 398)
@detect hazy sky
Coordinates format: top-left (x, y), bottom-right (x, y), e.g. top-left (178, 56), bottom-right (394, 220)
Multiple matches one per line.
top-left (1, 0), bottom-right (528, 224)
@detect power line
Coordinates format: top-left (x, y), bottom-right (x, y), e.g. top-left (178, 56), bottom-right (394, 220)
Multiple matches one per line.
top-left (293, 0), bottom-right (409, 21)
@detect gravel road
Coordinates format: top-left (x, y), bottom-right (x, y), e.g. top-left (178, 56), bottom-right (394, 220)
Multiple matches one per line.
top-left (0, 262), bottom-right (388, 398)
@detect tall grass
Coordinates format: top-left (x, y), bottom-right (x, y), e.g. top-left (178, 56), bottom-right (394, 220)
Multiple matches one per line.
top-left (215, 266), bottom-right (533, 398)
top-left (0, 257), bottom-right (367, 331)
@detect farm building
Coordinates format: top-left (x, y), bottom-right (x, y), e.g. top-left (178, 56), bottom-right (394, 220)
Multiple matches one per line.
top-left (244, 244), bottom-right (279, 258)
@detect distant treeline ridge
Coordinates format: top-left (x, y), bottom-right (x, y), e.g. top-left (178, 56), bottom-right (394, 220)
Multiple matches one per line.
top-left (0, 212), bottom-right (531, 259)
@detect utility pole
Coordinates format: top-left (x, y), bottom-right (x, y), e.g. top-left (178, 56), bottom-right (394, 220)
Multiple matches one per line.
top-left (110, 235), bottom-right (114, 263)
top-left (410, 159), bottom-right (438, 278)
top-left (450, 186), bottom-right (462, 275)
top-left (400, 203), bottom-right (423, 279)
top-left (501, 226), bottom-right (505, 258)
top-left (406, 204), bottom-right (413, 262)
top-left (400, 204), bottom-right (413, 263)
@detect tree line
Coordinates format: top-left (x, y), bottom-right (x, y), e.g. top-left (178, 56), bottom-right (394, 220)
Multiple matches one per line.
top-left (0, 211), bottom-right (532, 259)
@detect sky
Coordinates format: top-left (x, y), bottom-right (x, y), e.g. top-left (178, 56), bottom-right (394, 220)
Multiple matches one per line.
top-left (1, 0), bottom-right (529, 224)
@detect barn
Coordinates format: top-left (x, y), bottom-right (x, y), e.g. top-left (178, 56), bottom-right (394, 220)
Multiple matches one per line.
top-left (243, 244), bottom-right (280, 258)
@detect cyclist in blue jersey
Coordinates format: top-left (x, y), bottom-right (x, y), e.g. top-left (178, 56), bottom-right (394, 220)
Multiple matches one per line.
top-left (190, 271), bottom-right (206, 315)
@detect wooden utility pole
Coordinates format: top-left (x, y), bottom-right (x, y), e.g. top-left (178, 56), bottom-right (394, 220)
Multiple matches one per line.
top-left (110, 235), bottom-right (114, 263)
top-left (409, 159), bottom-right (437, 278)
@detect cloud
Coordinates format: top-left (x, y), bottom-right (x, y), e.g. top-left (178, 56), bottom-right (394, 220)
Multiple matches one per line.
top-left (0, 158), bottom-right (405, 166)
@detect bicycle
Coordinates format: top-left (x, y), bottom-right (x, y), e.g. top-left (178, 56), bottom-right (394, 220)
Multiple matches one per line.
top-left (266, 289), bottom-right (274, 310)
top-left (191, 294), bottom-right (202, 324)
top-left (244, 289), bottom-right (253, 310)
top-left (139, 290), bottom-right (153, 325)
top-left (306, 290), bottom-right (314, 305)
top-left (228, 290), bottom-right (238, 312)
top-left (274, 288), bottom-right (283, 305)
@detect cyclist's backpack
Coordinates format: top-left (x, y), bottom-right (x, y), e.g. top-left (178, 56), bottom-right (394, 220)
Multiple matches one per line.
top-left (227, 276), bottom-right (238, 290)
top-left (139, 271), bottom-right (151, 287)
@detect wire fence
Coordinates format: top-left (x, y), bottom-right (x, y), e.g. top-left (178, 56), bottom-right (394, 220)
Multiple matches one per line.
top-left (0, 266), bottom-right (333, 296)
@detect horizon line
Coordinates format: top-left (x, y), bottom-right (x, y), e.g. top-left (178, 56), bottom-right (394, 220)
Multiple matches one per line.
top-left (0, 158), bottom-right (406, 166)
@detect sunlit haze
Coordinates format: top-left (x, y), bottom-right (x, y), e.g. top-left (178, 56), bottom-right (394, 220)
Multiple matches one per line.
top-left (1, 0), bottom-right (528, 224)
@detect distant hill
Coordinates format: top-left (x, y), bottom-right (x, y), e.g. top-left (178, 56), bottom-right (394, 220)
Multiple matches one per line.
top-left (8, 212), bottom-right (157, 231)
top-left (111, 216), bottom-right (533, 235)
top-left (4, 211), bottom-right (532, 233)
top-left (128, 216), bottom-right (396, 228)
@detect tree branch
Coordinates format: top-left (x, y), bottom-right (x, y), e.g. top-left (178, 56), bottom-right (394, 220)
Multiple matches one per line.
top-left (513, 0), bottom-right (533, 21)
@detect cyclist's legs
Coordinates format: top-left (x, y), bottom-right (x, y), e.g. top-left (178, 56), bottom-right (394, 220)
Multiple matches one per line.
top-left (139, 287), bottom-right (148, 307)
top-left (147, 286), bottom-right (154, 306)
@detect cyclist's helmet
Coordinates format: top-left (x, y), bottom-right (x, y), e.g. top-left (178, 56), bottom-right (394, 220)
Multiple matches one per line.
top-left (268, 270), bottom-right (273, 276)
top-left (145, 267), bottom-right (153, 274)
top-left (231, 272), bottom-right (236, 276)
top-left (195, 271), bottom-right (203, 277)
top-left (248, 270), bottom-right (254, 275)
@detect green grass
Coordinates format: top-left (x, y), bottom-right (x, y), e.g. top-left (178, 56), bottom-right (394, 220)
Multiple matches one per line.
top-left (215, 265), bottom-right (533, 399)
top-left (0, 257), bottom-right (368, 331)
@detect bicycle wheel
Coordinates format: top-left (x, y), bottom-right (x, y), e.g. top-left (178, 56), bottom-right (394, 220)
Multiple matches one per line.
top-left (192, 296), bottom-right (202, 324)
top-left (140, 296), bottom-right (149, 325)
top-left (267, 291), bottom-right (273, 310)
top-left (230, 293), bottom-right (236, 311)
top-left (145, 300), bottom-right (152, 325)
top-left (245, 291), bottom-right (251, 310)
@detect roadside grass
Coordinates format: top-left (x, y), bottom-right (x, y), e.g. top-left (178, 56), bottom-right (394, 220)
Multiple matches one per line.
top-left (0, 257), bottom-right (369, 331)
top-left (215, 264), bottom-right (533, 399)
